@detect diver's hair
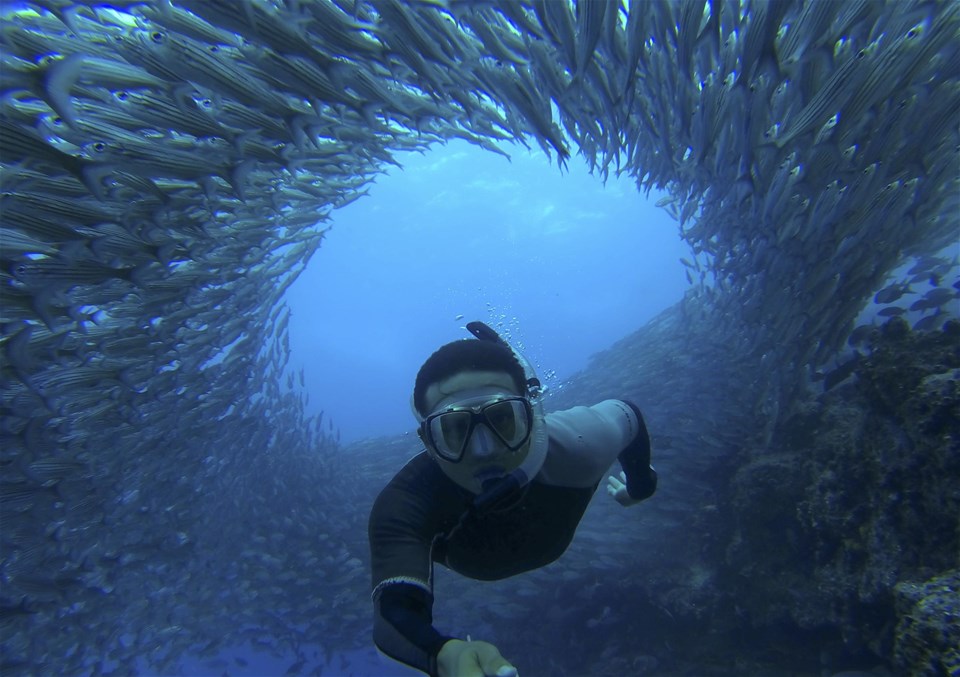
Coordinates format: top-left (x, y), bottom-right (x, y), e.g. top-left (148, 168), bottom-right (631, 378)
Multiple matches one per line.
top-left (413, 339), bottom-right (527, 416)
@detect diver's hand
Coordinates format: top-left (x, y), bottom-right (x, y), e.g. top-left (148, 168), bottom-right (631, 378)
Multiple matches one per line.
top-left (606, 471), bottom-right (643, 507)
top-left (436, 639), bottom-right (518, 677)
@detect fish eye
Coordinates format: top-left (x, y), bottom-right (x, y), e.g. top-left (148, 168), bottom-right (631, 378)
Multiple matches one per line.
top-left (92, 141), bottom-right (106, 152)
top-left (115, 91), bottom-right (128, 101)
top-left (209, 45), bottom-right (219, 53)
top-left (151, 32), bottom-right (164, 43)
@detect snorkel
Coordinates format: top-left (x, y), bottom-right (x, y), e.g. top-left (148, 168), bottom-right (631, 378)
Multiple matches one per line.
top-left (464, 321), bottom-right (549, 512)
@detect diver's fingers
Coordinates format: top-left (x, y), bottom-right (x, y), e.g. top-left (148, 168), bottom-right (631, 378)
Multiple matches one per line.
top-left (606, 474), bottom-right (625, 495)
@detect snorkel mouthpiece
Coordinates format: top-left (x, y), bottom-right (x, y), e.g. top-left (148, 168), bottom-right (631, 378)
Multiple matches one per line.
top-left (474, 472), bottom-right (523, 512)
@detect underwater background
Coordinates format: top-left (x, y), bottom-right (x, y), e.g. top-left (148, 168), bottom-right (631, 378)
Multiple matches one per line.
top-left (284, 140), bottom-right (690, 444)
top-left (1, 1), bottom-right (958, 676)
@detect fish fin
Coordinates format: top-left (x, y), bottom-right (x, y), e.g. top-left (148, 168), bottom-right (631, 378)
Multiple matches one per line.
top-left (42, 54), bottom-right (85, 128)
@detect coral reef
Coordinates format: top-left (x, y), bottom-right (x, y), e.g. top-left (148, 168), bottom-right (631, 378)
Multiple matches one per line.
top-left (893, 569), bottom-right (960, 676)
top-left (720, 318), bottom-right (959, 671)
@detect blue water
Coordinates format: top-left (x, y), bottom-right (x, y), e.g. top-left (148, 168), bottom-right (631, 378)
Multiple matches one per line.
top-left (284, 140), bottom-right (690, 443)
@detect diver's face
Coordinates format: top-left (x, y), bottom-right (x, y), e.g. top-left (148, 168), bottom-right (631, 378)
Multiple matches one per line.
top-left (420, 370), bottom-right (530, 494)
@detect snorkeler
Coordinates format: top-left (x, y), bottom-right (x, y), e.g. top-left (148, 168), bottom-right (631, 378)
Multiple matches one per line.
top-left (368, 321), bottom-right (657, 677)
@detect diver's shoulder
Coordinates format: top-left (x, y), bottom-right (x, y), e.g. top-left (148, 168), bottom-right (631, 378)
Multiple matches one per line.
top-left (375, 449), bottom-right (454, 503)
top-left (381, 450), bottom-right (435, 487)
top-left (538, 400), bottom-right (635, 487)
top-left (544, 399), bottom-right (630, 433)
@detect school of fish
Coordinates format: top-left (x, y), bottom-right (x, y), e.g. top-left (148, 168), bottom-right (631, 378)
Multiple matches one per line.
top-left (1, 0), bottom-right (958, 674)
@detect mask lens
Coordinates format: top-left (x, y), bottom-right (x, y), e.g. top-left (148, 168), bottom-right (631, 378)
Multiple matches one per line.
top-left (428, 410), bottom-right (472, 461)
top-left (483, 399), bottom-right (529, 448)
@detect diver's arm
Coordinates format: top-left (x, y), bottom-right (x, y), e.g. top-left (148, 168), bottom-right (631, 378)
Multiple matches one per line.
top-left (374, 589), bottom-right (518, 677)
top-left (373, 583), bottom-right (454, 677)
top-left (539, 399), bottom-right (656, 499)
top-left (370, 454), bottom-right (462, 675)
top-left (616, 400), bottom-right (657, 501)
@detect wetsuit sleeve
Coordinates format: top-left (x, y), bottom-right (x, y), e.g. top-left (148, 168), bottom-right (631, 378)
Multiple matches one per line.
top-left (617, 400), bottom-right (657, 501)
top-left (539, 399), bottom-right (652, 490)
top-left (368, 454), bottom-right (458, 675)
top-left (373, 583), bottom-right (454, 677)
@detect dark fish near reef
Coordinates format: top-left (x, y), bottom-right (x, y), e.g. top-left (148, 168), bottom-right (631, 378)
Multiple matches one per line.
top-left (0, 1), bottom-right (958, 675)
top-left (874, 282), bottom-right (913, 305)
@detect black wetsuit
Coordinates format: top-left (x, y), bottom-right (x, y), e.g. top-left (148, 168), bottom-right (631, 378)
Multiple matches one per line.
top-left (368, 400), bottom-right (656, 676)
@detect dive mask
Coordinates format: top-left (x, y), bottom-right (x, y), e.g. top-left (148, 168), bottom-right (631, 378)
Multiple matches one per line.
top-left (421, 395), bottom-right (533, 463)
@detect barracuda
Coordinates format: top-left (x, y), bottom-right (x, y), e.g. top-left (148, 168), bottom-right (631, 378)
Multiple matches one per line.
top-left (248, 48), bottom-right (359, 113)
top-left (774, 39), bottom-right (876, 149)
top-left (150, 32), bottom-right (292, 113)
top-left (297, 0), bottom-right (386, 60)
top-left (138, 1), bottom-right (241, 47)
top-left (106, 89), bottom-right (229, 140)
